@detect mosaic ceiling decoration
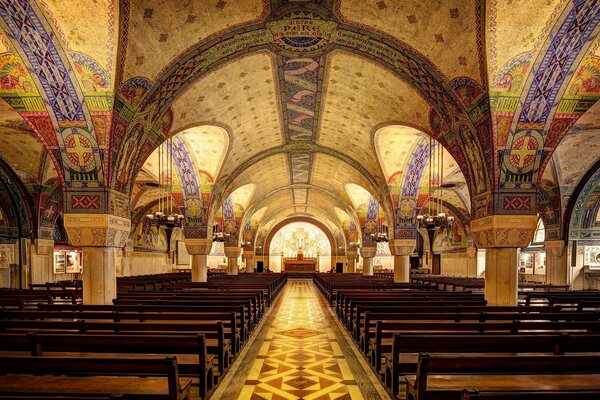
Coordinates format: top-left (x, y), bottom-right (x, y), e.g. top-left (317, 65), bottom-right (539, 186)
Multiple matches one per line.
top-left (0, 0), bottom-right (600, 246)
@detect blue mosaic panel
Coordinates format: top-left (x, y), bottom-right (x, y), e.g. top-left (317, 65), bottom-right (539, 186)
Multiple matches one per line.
top-left (518, 0), bottom-right (600, 126)
top-left (172, 138), bottom-right (200, 197)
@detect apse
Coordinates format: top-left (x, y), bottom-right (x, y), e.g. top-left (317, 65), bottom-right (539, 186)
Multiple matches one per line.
top-left (268, 222), bottom-right (332, 272)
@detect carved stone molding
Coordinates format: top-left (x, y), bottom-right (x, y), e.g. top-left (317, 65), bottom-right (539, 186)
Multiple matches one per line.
top-left (346, 250), bottom-right (358, 259)
top-left (184, 238), bottom-right (212, 256)
top-left (35, 239), bottom-right (54, 256)
top-left (466, 247), bottom-right (477, 258)
top-left (63, 214), bottom-right (131, 248)
top-left (389, 239), bottom-right (416, 257)
top-left (224, 247), bottom-right (242, 258)
top-left (470, 215), bottom-right (538, 248)
top-left (545, 240), bottom-right (566, 257)
top-left (360, 246), bottom-right (377, 259)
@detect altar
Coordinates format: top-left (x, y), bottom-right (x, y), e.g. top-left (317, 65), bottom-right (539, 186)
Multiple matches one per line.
top-left (283, 253), bottom-right (318, 272)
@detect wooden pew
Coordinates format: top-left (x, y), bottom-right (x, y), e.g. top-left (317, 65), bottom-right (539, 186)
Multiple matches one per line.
top-left (369, 319), bottom-right (600, 383)
top-left (114, 291), bottom-right (263, 322)
top-left (0, 309), bottom-right (244, 354)
top-left (0, 396), bottom-right (126, 400)
top-left (0, 319), bottom-right (231, 376)
top-left (0, 332), bottom-right (215, 398)
top-left (352, 305), bottom-right (563, 343)
top-left (384, 333), bottom-right (566, 396)
top-left (406, 353), bottom-right (600, 400)
top-left (35, 303), bottom-right (253, 340)
top-left (0, 355), bottom-right (190, 400)
top-left (342, 298), bottom-right (488, 333)
top-left (361, 310), bottom-right (600, 354)
top-left (462, 388), bottom-right (600, 400)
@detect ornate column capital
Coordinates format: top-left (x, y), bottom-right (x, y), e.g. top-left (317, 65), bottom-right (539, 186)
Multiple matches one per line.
top-left (63, 214), bottom-right (130, 248)
top-left (389, 239), bottom-right (416, 256)
top-left (224, 246), bottom-right (241, 258)
top-left (360, 246), bottom-right (377, 259)
top-left (242, 249), bottom-right (255, 259)
top-left (34, 239), bottom-right (54, 255)
top-left (545, 240), bottom-right (566, 257)
top-left (185, 238), bottom-right (212, 255)
top-left (470, 215), bottom-right (538, 248)
top-left (346, 250), bottom-right (358, 259)
top-left (466, 247), bottom-right (477, 258)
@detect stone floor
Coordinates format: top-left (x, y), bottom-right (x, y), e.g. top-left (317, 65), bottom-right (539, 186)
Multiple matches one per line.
top-left (211, 279), bottom-right (389, 400)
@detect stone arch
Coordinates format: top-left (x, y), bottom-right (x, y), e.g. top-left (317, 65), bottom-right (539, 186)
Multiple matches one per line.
top-left (264, 216), bottom-right (337, 269)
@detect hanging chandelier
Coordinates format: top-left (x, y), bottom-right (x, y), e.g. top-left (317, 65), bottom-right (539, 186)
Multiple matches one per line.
top-left (145, 136), bottom-right (184, 228)
top-left (212, 222), bottom-right (231, 242)
top-left (370, 224), bottom-right (389, 242)
top-left (416, 136), bottom-right (454, 231)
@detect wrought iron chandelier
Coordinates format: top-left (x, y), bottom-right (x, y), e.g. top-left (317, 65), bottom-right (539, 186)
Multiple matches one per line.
top-left (145, 136), bottom-right (184, 228)
top-left (416, 136), bottom-right (454, 231)
top-left (212, 222), bottom-right (230, 242)
top-left (370, 224), bottom-right (389, 242)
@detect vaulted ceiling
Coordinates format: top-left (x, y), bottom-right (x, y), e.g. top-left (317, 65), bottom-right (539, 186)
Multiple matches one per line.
top-left (0, 0), bottom-right (599, 246)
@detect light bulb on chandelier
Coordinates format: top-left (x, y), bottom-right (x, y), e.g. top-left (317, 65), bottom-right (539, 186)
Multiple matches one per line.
top-left (416, 136), bottom-right (454, 231)
top-left (145, 136), bottom-right (184, 228)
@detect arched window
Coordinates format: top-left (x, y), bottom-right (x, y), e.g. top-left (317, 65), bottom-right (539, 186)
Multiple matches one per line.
top-left (530, 217), bottom-right (545, 246)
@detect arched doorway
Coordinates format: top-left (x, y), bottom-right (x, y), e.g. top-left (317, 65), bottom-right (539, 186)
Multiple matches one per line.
top-left (264, 218), bottom-right (336, 272)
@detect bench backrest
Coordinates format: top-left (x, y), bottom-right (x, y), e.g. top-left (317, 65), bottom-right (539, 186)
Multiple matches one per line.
top-left (0, 355), bottom-right (182, 398)
top-left (415, 353), bottom-right (600, 400)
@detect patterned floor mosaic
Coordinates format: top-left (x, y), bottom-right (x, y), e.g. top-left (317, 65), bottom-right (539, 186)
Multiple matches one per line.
top-left (236, 280), bottom-right (365, 400)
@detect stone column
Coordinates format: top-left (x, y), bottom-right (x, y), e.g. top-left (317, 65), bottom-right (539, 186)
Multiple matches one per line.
top-left (30, 239), bottom-right (54, 285)
top-left (466, 247), bottom-right (478, 277)
top-left (361, 246), bottom-right (377, 276)
top-left (485, 247), bottom-right (518, 305)
top-left (63, 214), bottom-right (130, 305)
top-left (121, 242), bottom-right (134, 277)
top-left (243, 249), bottom-right (255, 273)
top-left (471, 215), bottom-right (537, 306)
top-left (390, 239), bottom-right (415, 283)
top-left (185, 238), bottom-right (212, 282)
top-left (545, 240), bottom-right (567, 286)
top-left (224, 247), bottom-right (241, 275)
top-left (81, 247), bottom-right (117, 304)
top-left (346, 250), bottom-right (357, 273)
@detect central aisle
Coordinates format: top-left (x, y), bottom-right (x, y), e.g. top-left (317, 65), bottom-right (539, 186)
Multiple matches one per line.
top-left (213, 279), bottom-right (389, 400)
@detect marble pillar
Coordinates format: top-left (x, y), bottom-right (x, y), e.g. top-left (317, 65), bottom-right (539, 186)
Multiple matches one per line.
top-left (185, 238), bottom-right (212, 282)
top-left (63, 214), bottom-right (130, 305)
top-left (545, 240), bottom-right (567, 286)
top-left (471, 215), bottom-right (537, 306)
top-left (484, 247), bottom-right (518, 306)
top-left (390, 239), bottom-right (415, 283)
top-left (243, 250), bottom-right (255, 273)
top-left (81, 247), bottom-right (117, 304)
top-left (466, 247), bottom-right (478, 277)
top-left (361, 247), bottom-right (377, 276)
top-left (346, 250), bottom-right (357, 273)
top-left (225, 247), bottom-right (241, 275)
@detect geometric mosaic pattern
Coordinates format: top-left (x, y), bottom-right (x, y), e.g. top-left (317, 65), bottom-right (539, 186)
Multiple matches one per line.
top-left (237, 280), bottom-right (365, 399)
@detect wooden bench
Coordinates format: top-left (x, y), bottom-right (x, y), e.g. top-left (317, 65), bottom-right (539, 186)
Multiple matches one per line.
top-left (352, 305), bottom-right (564, 343)
top-left (462, 388), bottom-right (600, 400)
top-left (0, 355), bottom-right (191, 400)
top-left (1, 309), bottom-right (245, 354)
top-left (361, 310), bottom-right (600, 354)
top-left (0, 319), bottom-right (231, 376)
top-left (383, 333), bottom-right (566, 395)
top-left (406, 353), bottom-right (600, 400)
top-left (0, 332), bottom-right (215, 398)
top-left (370, 319), bottom-right (600, 384)
top-left (0, 396), bottom-right (126, 399)
top-left (37, 302), bottom-right (254, 339)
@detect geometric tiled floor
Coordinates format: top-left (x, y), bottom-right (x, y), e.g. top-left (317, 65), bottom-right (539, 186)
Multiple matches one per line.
top-left (234, 280), bottom-right (368, 400)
